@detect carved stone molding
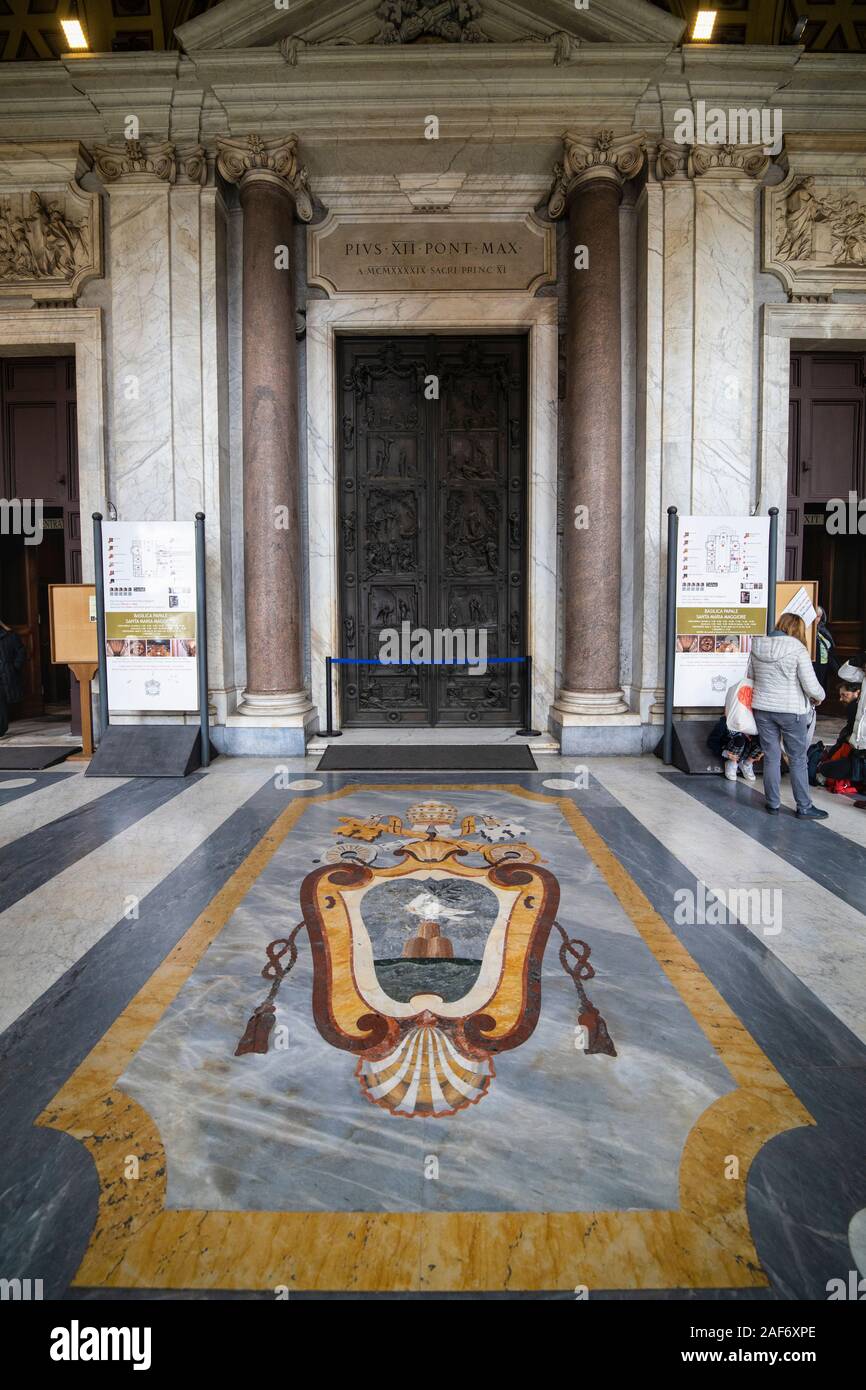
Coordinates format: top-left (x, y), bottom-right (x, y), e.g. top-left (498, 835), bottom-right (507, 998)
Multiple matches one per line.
top-left (215, 135), bottom-right (313, 222)
top-left (547, 130), bottom-right (647, 218)
top-left (0, 181), bottom-right (101, 304)
top-left (688, 143), bottom-right (770, 181)
top-left (763, 169), bottom-right (866, 299)
top-left (92, 139), bottom-right (177, 185)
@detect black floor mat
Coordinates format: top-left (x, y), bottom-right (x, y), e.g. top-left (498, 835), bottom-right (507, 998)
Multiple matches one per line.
top-left (0, 745), bottom-right (81, 770)
top-left (316, 744), bottom-right (536, 772)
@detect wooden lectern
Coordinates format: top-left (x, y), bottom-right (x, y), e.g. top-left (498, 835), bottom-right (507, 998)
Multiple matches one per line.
top-left (48, 584), bottom-right (98, 760)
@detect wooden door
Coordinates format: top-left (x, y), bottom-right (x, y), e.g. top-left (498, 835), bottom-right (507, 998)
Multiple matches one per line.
top-left (337, 335), bottom-right (527, 728)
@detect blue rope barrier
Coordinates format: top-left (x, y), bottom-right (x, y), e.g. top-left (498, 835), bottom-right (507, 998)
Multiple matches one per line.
top-left (330, 656), bottom-right (527, 666)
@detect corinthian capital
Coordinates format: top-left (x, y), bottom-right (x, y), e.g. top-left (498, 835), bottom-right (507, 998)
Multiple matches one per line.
top-left (215, 134), bottom-right (313, 221)
top-left (654, 138), bottom-right (690, 182)
top-left (548, 129), bottom-right (646, 218)
top-left (92, 139), bottom-right (176, 185)
top-left (688, 143), bottom-right (770, 181)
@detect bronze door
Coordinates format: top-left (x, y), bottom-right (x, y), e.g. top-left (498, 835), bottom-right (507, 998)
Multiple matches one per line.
top-left (337, 335), bottom-right (526, 727)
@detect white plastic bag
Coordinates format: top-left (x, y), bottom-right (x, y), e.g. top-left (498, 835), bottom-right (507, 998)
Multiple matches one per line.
top-left (725, 678), bottom-right (758, 736)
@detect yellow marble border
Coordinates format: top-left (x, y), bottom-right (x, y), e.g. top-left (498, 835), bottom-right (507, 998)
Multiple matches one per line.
top-left (38, 782), bottom-right (813, 1293)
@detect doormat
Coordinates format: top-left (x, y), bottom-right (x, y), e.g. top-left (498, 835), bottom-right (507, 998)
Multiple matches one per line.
top-left (0, 745), bottom-right (81, 770)
top-left (317, 745), bottom-right (537, 772)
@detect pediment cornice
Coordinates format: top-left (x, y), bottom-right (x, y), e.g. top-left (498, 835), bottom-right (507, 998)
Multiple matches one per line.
top-left (176, 0), bottom-right (685, 54)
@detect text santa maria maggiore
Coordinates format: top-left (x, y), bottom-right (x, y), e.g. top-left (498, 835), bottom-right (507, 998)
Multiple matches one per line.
top-left (345, 238), bottom-right (520, 276)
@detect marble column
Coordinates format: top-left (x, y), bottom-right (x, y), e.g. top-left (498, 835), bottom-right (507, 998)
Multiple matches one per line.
top-left (216, 135), bottom-right (314, 720)
top-left (548, 132), bottom-right (646, 735)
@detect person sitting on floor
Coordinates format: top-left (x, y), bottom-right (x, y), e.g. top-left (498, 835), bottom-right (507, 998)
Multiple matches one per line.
top-left (818, 659), bottom-right (866, 798)
top-left (708, 716), bottom-right (763, 783)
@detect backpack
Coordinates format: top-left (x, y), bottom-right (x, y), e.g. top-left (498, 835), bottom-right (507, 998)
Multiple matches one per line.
top-left (807, 741), bottom-right (825, 786)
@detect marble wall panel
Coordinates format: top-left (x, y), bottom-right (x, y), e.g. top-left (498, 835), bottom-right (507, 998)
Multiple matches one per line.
top-left (105, 185), bottom-right (174, 523)
top-left (692, 180), bottom-right (757, 517)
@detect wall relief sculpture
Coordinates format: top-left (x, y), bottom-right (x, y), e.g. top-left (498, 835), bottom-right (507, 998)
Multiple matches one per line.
top-left (375, 0), bottom-right (490, 45)
top-left (764, 169), bottom-right (866, 299)
top-left (0, 182), bottom-right (100, 303)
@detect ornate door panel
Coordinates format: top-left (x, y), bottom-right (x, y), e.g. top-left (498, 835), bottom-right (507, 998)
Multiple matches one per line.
top-left (338, 335), bottom-right (526, 727)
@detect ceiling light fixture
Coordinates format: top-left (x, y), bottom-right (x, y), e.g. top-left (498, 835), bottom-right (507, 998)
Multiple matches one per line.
top-left (691, 10), bottom-right (717, 42)
top-left (61, 2), bottom-right (89, 51)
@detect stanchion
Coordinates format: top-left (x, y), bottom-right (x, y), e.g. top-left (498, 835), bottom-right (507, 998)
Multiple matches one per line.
top-left (767, 506), bottom-right (779, 635)
top-left (92, 512), bottom-right (109, 743)
top-left (662, 505), bottom-right (678, 766)
top-left (194, 513), bottom-right (211, 768)
top-left (319, 655), bottom-right (343, 738)
top-left (516, 655), bottom-right (541, 737)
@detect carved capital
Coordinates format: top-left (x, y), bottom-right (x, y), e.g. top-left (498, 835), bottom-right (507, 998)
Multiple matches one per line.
top-left (176, 145), bottom-right (208, 186)
top-left (215, 134), bottom-right (313, 222)
top-left (92, 139), bottom-right (176, 185)
top-left (688, 143), bottom-right (770, 181)
top-left (547, 130), bottom-right (647, 218)
top-left (654, 138), bottom-right (690, 182)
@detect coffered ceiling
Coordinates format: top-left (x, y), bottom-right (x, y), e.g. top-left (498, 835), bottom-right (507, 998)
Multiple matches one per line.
top-left (0, 0), bottom-right (216, 59)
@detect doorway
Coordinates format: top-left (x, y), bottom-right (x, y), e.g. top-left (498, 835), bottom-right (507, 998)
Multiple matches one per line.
top-left (337, 334), bottom-right (527, 728)
top-left (0, 356), bottom-right (80, 728)
top-left (788, 348), bottom-right (866, 713)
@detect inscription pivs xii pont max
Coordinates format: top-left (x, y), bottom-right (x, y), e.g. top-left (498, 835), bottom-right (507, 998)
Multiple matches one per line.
top-left (345, 238), bottom-right (521, 278)
top-left (308, 216), bottom-right (554, 294)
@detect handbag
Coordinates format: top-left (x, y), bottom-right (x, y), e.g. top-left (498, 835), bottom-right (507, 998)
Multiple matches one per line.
top-left (724, 677), bottom-right (758, 736)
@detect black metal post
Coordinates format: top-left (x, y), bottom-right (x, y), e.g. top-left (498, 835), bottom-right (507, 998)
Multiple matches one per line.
top-left (319, 655), bottom-right (343, 738)
top-left (516, 655), bottom-right (541, 737)
top-left (767, 506), bottom-right (779, 636)
top-left (662, 505), bottom-right (678, 766)
top-left (194, 513), bottom-right (210, 768)
top-left (92, 512), bottom-right (109, 742)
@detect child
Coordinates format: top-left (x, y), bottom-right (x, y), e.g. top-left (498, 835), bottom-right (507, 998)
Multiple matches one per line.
top-left (708, 716), bottom-right (763, 782)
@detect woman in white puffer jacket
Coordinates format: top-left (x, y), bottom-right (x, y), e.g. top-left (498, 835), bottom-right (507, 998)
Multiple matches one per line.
top-left (747, 612), bottom-right (827, 819)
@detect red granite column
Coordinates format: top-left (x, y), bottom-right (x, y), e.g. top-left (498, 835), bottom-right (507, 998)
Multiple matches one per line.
top-left (549, 132), bottom-right (646, 721)
top-left (217, 135), bottom-right (313, 717)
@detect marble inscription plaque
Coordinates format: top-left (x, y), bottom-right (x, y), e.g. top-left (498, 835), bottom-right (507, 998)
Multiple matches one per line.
top-left (308, 213), bottom-right (554, 295)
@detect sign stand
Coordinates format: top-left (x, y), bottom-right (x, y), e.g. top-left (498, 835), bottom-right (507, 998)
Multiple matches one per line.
top-left (659, 507), bottom-right (778, 774)
top-left (67, 663), bottom-right (98, 760)
top-left (86, 511), bottom-right (213, 779)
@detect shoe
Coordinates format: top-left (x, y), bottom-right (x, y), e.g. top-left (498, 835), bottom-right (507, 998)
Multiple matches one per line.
top-left (740, 759), bottom-right (757, 782)
top-left (796, 806), bottom-right (829, 820)
top-left (765, 804), bottom-right (780, 814)
top-left (828, 780), bottom-right (858, 798)
top-left (724, 760), bottom-right (738, 782)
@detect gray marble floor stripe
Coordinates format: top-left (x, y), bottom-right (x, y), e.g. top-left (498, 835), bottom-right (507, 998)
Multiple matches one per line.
top-left (0, 770), bottom-right (77, 809)
top-left (664, 772), bottom-right (866, 918)
top-left (0, 775), bottom-right (196, 913)
top-left (0, 777), bottom-right (300, 1297)
top-left (577, 780), bottom-right (866, 1301)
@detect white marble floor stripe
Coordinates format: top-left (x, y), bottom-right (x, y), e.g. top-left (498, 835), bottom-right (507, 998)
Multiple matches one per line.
top-left (0, 770), bottom-right (128, 850)
top-left (0, 764), bottom-right (275, 1035)
top-left (591, 759), bottom-right (866, 1046)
